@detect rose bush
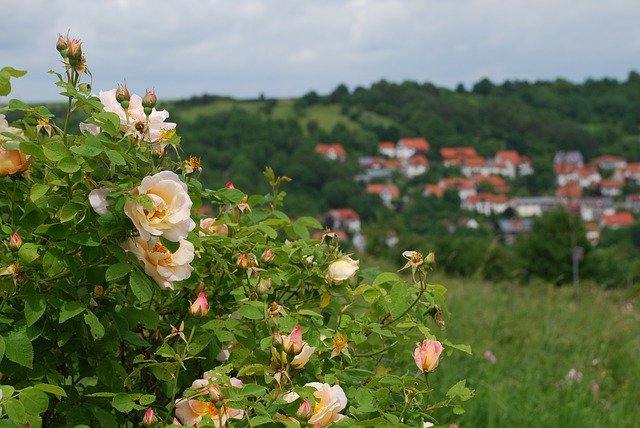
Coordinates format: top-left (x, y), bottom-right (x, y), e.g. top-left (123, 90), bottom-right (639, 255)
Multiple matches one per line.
top-left (0, 35), bottom-right (472, 427)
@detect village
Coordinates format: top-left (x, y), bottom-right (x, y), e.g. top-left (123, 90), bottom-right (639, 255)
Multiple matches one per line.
top-left (314, 138), bottom-right (639, 249)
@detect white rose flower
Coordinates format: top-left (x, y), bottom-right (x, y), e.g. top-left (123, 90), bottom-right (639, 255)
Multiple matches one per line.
top-left (124, 170), bottom-right (196, 242)
top-left (305, 382), bottom-right (348, 426)
top-left (125, 237), bottom-right (194, 289)
top-left (88, 187), bottom-right (113, 215)
top-left (98, 89), bottom-right (176, 144)
top-left (327, 256), bottom-right (359, 283)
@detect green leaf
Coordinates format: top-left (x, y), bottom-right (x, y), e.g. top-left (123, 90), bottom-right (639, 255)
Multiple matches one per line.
top-left (372, 272), bottom-right (402, 287)
top-left (446, 380), bottom-right (474, 401)
top-left (0, 335), bottom-right (5, 364)
top-left (237, 302), bottom-right (264, 320)
top-left (249, 416), bottom-right (274, 426)
top-left (70, 135), bottom-right (103, 157)
top-left (0, 67), bottom-right (27, 96)
top-left (105, 263), bottom-right (133, 282)
top-left (105, 150), bottom-right (126, 166)
top-left (296, 216), bottom-right (322, 229)
top-left (237, 364), bottom-right (270, 377)
top-left (129, 268), bottom-right (154, 303)
top-left (138, 394), bottom-right (155, 406)
top-left (389, 282), bottom-right (409, 318)
top-left (59, 301), bottom-right (85, 323)
top-left (297, 309), bottom-right (323, 318)
top-left (30, 184), bottom-right (49, 202)
top-left (2, 67), bottom-right (28, 78)
top-left (58, 156), bottom-right (81, 173)
top-left (19, 387), bottom-right (49, 415)
top-left (84, 311), bottom-right (105, 340)
top-left (292, 221), bottom-right (310, 240)
top-left (238, 384), bottom-right (267, 397)
top-left (68, 232), bottom-right (101, 247)
top-left (59, 202), bottom-right (85, 222)
top-left (25, 295), bottom-right (47, 326)
top-left (4, 399), bottom-right (27, 424)
top-left (42, 140), bottom-right (71, 161)
top-left (111, 393), bottom-right (140, 413)
top-left (3, 331), bottom-right (34, 368)
top-left (18, 243), bottom-right (40, 263)
top-left (33, 383), bottom-right (67, 397)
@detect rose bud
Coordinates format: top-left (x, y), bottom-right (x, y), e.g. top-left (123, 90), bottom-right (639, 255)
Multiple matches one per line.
top-left (9, 232), bottom-right (22, 251)
top-left (189, 292), bottom-right (209, 318)
top-left (261, 248), bottom-right (274, 263)
top-left (327, 256), bottom-right (359, 284)
top-left (296, 399), bottom-right (313, 421)
top-left (142, 89), bottom-right (157, 115)
top-left (237, 254), bottom-right (249, 270)
top-left (56, 34), bottom-right (69, 56)
top-left (225, 181), bottom-right (235, 189)
top-left (116, 84), bottom-right (131, 104)
top-left (67, 38), bottom-right (82, 63)
top-left (143, 408), bottom-right (157, 426)
top-left (414, 339), bottom-right (444, 373)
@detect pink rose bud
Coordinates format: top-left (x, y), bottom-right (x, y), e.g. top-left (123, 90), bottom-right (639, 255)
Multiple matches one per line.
top-left (142, 89), bottom-right (157, 109)
top-left (56, 34), bottom-right (69, 55)
top-left (172, 418), bottom-right (181, 425)
top-left (9, 232), bottom-right (22, 250)
top-left (67, 38), bottom-right (82, 61)
top-left (189, 292), bottom-right (209, 318)
top-left (116, 84), bottom-right (131, 103)
top-left (237, 254), bottom-right (249, 270)
top-left (143, 408), bottom-right (157, 426)
top-left (225, 181), bottom-right (235, 189)
top-left (296, 399), bottom-right (313, 420)
top-left (261, 248), bottom-right (274, 263)
top-left (414, 339), bottom-right (444, 373)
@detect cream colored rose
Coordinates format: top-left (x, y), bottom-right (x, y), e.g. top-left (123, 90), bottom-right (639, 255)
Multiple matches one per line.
top-left (124, 171), bottom-right (196, 242)
top-left (0, 114), bottom-right (30, 176)
top-left (98, 89), bottom-right (176, 143)
top-left (327, 256), bottom-right (359, 283)
top-left (175, 373), bottom-right (244, 427)
top-left (305, 382), bottom-right (348, 426)
top-left (125, 237), bottom-right (194, 289)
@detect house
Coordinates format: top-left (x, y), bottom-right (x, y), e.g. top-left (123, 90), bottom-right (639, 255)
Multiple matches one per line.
top-left (615, 162), bottom-right (640, 184)
top-left (599, 179), bottom-right (624, 197)
top-left (440, 147), bottom-right (478, 167)
top-left (474, 175), bottom-right (510, 193)
top-left (315, 144), bottom-right (346, 161)
top-left (423, 184), bottom-right (444, 198)
top-left (402, 155), bottom-right (429, 178)
top-left (625, 194), bottom-right (640, 213)
top-left (396, 137), bottom-right (430, 159)
top-left (498, 218), bottom-right (533, 244)
top-left (366, 183), bottom-right (400, 208)
top-left (584, 222), bottom-right (601, 245)
top-left (494, 150), bottom-right (534, 178)
top-left (460, 156), bottom-right (490, 177)
top-left (439, 177), bottom-right (476, 201)
top-left (601, 211), bottom-right (634, 229)
top-left (554, 151), bottom-right (584, 167)
top-left (385, 230), bottom-right (399, 248)
top-left (509, 196), bottom-right (559, 217)
top-left (462, 193), bottom-right (509, 215)
top-left (577, 165), bottom-right (602, 188)
top-left (378, 141), bottom-right (396, 158)
top-left (591, 155), bottom-right (626, 170)
top-left (557, 184), bottom-right (582, 201)
top-left (579, 197), bottom-right (615, 222)
top-left (323, 208), bottom-right (361, 234)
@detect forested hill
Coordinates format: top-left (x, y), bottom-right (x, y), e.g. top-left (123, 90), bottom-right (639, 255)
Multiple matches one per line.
top-left (163, 72), bottom-right (640, 216)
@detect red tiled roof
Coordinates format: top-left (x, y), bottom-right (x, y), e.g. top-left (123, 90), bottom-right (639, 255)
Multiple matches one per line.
top-left (495, 150), bottom-right (521, 165)
top-left (367, 183), bottom-right (400, 198)
top-left (440, 147), bottom-right (478, 160)
top-left (592, 155), bottom-right (626, 164)
top-left (474, 175), bottom-right (510, 192)
top-left (557, 185), bottom-right (582, 198)
top-left (398, 137), bottom-right (430, 151)
top-left (466, 193), bottom-right (508, 204)
top-left (315, 144), bottom-right (346, 159)
top-left (408, 154), bottom-right (429, 165)
top-left (440, 177), bottom-right (475, 190)
top-left (601, 179), bottom-right (624, 189)
top-left (378, 141), bottom-right (395, 150)
top-left (602, 211), bottom-right (634, 227)
top-left (424, 184), bottom-right (444, 198)
top-left (462, 156), bottom-right (487, 167)
top-left (383, 159), bottom-right (402, 169)
top-left (328, 208), bottom-right (360, 221)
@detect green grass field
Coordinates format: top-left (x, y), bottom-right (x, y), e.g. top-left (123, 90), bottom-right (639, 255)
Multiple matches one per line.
top-left (428, 274), bottom-right (640, 427)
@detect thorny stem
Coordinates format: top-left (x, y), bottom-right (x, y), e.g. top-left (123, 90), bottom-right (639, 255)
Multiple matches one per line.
top-left (167, 325), bottom-right (197, 417)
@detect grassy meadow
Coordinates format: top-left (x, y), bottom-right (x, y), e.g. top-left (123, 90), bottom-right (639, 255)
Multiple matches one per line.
top-left (428, 274), bottom-right (640, 427)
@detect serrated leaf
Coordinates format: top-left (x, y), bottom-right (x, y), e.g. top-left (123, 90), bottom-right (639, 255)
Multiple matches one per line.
top-left (105, 263), bottom-right (133, 282)
top-left (4, 399), bottom-right (27, 424)
top-left (18, 243), bottom-right (40, 263)
top-left (30, 184), bottom-right (49, 202)
top-left (105, 149), bottom-right (126, 166)
top-left (3, 331), bottom-right (34, 368)
top-left (137, 394), bottom-right (155, 406)
top-left (19, 388), bottom-right (49, 415)
top-left (57, 156), bottom-right (81, 173)
top-left (59, 202), bottom-right (84, 223)
top-left (292, 221), bottom-right (310, 240)
top-left (84, 311), bottom-right (105, 340)
top-left (33, 383), bottom-right (67, 397)
top-left (42, 140), bottom-right (71, 161)
top-left (249, 416), bottom-right (274, 426)
top-left (0, 335), bottom-right (5, 364)
top-left (237, 302), bottom-right (264, 320)
top-left (297, 309), bottom-right (323, 318)
top-left (296, 216), bottom-right (322, 229)
top-left (389, 282), bottom-right (409, 318)
top-left (129, 268), bottom-right (154, 303)
top-left (238, 384), bottom-right (266, 397)
top-left (372, 272), bottom-right (402, 287)
top-left (19, 141), bottom-right (45, 159)
top-left (25, 295), bottom-right (46, 326)
top-left (59, 301), bottom-right (85, 323)
top-left (68, 232), bottom-right (101, 247)
top-left (111, 393), bottom-right (139, 413)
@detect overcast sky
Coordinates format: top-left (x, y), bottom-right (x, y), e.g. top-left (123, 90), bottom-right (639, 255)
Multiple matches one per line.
top-left (3, 0), bottom-right (640, 102)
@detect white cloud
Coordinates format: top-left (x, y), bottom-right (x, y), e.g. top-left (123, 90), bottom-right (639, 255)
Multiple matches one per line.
top-left (2, 0), bottom-right (640, 102)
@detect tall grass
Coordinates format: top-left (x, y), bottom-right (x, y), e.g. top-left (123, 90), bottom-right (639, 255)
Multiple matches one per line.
top-left (431, 275), bottom-right (640, 427)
